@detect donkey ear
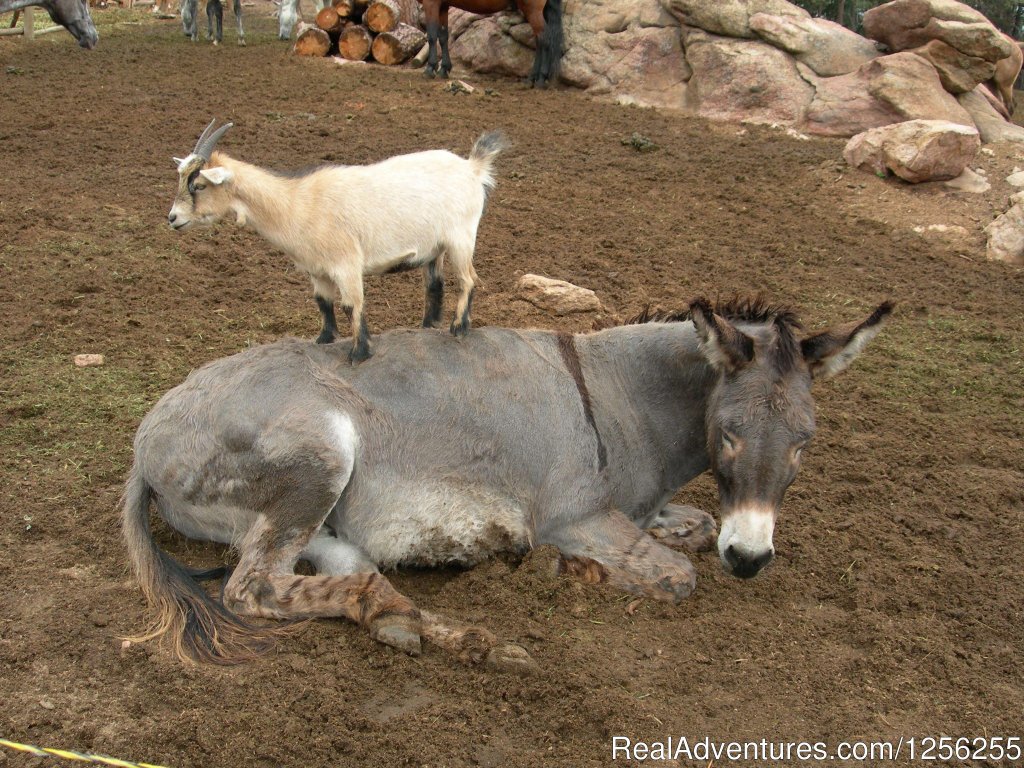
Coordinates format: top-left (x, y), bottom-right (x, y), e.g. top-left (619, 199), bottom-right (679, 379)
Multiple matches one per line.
top-left (801, 301), bottom-right (894, 380)
top-left (690, 298), bottom-right (755, 373)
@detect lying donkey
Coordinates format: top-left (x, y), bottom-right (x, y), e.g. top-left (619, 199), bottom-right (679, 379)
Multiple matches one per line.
top-left (122, 296), bottom-right (891, 669)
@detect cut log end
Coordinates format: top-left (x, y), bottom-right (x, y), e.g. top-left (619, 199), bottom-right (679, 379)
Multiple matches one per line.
top-left (294, 24), bottom-right (331, 56)
top-left (338, 23), bottom-right (373, 61)
top-left (371, 22), bottom-right (427, 65)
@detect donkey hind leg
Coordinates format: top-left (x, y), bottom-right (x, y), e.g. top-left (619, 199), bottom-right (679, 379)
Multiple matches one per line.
top-left (448, 241), bottom-right (478, 337)
top-left (302, 530), bottom-right (536, 671)
top-left (225, 516), bottom-right (424, 655)
top-left (647, 503), bottom-right (718, 553)
top-left (548, 509), bottom-right (697, 602)
top-left (422, 252), bottom-right (445, 328)
top-left (233, 0), bottom-right (245, 45)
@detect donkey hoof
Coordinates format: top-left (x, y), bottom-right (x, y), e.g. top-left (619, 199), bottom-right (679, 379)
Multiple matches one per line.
top-left (237, 38), bottom-right (246, 46)
top-left (371, 618), bottom-right (422, 656)
top-left (485, 643), bottom-right (538, 675)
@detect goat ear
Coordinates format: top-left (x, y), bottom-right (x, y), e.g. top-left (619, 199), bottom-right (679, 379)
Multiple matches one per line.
top-left (689, 298), bottom-right (755, 373)
top-left (199, 167), bottom-right (233, 186)
top-left (801, 301), bottom-right (894, 380)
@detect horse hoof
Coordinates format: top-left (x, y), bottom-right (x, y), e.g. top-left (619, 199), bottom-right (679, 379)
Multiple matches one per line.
top-left (485, 643), bottom-right (538, 675)
top-left (424, 68), bottom-right (436, 79)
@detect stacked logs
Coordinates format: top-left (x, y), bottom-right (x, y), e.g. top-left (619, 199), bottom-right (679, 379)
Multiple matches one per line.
top-left (293, 0), bottom-right (426, 66)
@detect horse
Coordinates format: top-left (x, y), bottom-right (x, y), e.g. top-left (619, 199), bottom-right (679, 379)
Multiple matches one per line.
top-left (418, 0), bottom-right (563, 87)
top-left (181, 0), bottom-right (243, 45)
top-left (0, 0), bottom-right (97, 48)
top-left (121, 296), bottom-right (892, 668)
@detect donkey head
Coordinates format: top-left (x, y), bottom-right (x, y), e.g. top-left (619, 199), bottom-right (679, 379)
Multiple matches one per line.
top-left (691, 298), bottom-right (893, 580)
top-left (168, 120), bottom-right (234, 231)
top-left (0, 0), bottom-right (96, 47)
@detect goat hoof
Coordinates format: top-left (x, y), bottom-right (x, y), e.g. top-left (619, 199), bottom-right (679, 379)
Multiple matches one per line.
top-left (349, 345), bottom-right (373, 364)
top-left (315, 331), bottom-right (336, 345)
top-left (449, 322), bottom-right (470, 338)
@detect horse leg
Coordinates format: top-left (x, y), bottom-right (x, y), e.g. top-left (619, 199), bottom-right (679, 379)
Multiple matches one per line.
top-left (524, 4), bottom-right (547, 87)
top-left (206, 0), bottom-right (222, 44)
top-left (424, 4), bottom-right (440, 78)
top-left (422, 252), bottom-right (445, 328)
top-left (233, 0), bottom-right (244, 45)
top-left (278, 0), bottom-right (298, 39)
top-left (646, 503), bottom-right (718, 553)
top-left (311, 275), bottom-right (339, 344)
top-left (438, 4), bottom-right (452, 79)
top-left (545, 509), bottom-right (698, 603)
top-left (181, 0), bottom-right (197, 40)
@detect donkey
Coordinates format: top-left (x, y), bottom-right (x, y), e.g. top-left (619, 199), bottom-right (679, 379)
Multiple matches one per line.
top-left (181, 0), bottom-right (243, 45)
top-left (0, 0), bottom-right (97, 48)
top-left (122, 296), bottom-right (892, 668)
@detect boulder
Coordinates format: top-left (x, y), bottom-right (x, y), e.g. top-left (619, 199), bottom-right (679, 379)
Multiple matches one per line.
top-left (910, 38), bottom-right (996, 93)
top-left (958, 86), bottom-right (1024, 143)
top-left (749, 12), bottom-right (879, 76)
top-left (803, 52), bottom-right (974, 136)
top-left (561, 0), bottom-right (688, 108)
top-left (863, 0), bottom-right (1013, 63)
top-left (843, 119), bottom-right (981, 182)
top-left (516, 274), bottom-right (605, 315)
top-left (984, 192), bottom-right (1024, 263)
top-left (450, 14), bottom-right (534, 79)
top-left (684, 29), bottom-right (813, 125)
top-left (660, 0), bottom-right (807, 39)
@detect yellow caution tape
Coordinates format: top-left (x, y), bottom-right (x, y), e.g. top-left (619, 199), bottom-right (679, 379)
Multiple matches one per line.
top-left (0, 738), bottom-right (170, 768)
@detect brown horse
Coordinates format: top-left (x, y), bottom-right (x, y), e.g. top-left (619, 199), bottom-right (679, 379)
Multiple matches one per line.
top-left (418, 0), bottom-right (563, 87)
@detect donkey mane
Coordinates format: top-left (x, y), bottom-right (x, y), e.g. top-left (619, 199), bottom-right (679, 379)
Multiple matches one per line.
top-left (626, 295), bottom-right (805, 374)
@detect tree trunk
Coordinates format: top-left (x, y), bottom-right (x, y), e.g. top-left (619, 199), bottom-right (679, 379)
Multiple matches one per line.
top-left (371, 22), bottom-right (427, 65)
top-left (316, 6), bottom-right (343, 34)
top-left (294, 22), bottom-right (331, 56)
top-left (338, 23), bottom-right (373, 60)
top-left (363, 0), bottom-right (402, 33)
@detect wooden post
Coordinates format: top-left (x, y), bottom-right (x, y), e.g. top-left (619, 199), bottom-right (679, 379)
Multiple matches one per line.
top-left (24, 5), bottom-right (34, 39)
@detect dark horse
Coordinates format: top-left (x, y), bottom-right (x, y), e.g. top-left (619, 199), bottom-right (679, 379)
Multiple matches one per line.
top-left (418, 0), bottom-right (563, 87)
top-left (0, 0), bottom-right (97, 48)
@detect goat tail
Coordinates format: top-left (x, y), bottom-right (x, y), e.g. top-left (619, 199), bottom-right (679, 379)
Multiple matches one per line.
top-left (469, 130), bottom-right (509, 192)
top-left (120, 465), bottom-right (282, 664)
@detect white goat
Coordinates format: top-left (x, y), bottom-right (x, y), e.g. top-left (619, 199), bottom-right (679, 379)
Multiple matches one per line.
top-left (168, 121), bottom-right (507, 361)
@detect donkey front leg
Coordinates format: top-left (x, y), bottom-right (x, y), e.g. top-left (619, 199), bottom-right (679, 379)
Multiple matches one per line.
top-left (545, 509), bottom-right (698, 602)
top-left (647, 503), bottom-right (718, 553)
top-left (232, 0), bottom-right (245, 45)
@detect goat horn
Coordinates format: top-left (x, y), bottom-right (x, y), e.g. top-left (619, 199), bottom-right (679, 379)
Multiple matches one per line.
top-left (192, 119), bottom-right (234, 162)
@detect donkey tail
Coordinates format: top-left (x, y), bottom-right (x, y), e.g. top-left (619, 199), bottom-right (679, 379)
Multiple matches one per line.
top-left (469, 130), bottom-right (509, 192)
top-left (120, 465), bottom-right (280, 664)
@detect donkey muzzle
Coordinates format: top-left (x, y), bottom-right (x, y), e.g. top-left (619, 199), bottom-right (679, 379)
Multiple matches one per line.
top-left (718, 507), bottom-right (776, 579)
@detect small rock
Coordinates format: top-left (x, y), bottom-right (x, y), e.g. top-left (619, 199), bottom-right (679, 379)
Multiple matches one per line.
top-left (981, 148), bottom-right (995, 156)
top-left (74, 354), bottom-right (105, 368)
top-left (944, 167), bottom-right (990, 193)
top-left (89, 612), bottom-right (110, 627)
top-left (1006, 170), bottom-right (1024, 186)
top-left (985, 202), bottom-right (1024, 263)
top-left (39, 698), bottom-right (56, 710)
top-left (622, 132), bottom-right (658, 152)
top-left (844, 119), bottom-right (980, 183)
top-left (516, 274), bottom-right (604, 316)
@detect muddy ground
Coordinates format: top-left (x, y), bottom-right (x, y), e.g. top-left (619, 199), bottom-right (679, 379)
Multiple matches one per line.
top-left (1, 6), bottom-right (1022, 767)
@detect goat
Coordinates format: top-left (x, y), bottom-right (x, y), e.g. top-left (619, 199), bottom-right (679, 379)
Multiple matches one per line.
top-left (168, 120), bottom-right (507, 362)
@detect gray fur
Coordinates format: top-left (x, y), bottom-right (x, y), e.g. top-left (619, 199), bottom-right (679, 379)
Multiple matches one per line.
top-left (0, 0), bottom-right (96, 47)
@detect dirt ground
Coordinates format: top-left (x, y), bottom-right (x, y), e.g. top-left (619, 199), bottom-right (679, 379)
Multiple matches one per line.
top-left (1, 6), bottom-right (1023, 767)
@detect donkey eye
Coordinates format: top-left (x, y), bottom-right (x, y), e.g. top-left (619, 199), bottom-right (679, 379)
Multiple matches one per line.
top-left (721, 431), bottom-right (738, 451)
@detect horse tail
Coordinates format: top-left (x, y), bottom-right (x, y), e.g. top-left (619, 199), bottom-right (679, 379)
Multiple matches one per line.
top-left (120, 464), bottom-right (279, 664)
top-left (543, 0), bottom-right (564, 76)
top-left (469, 130), bottom-right (509, 194)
